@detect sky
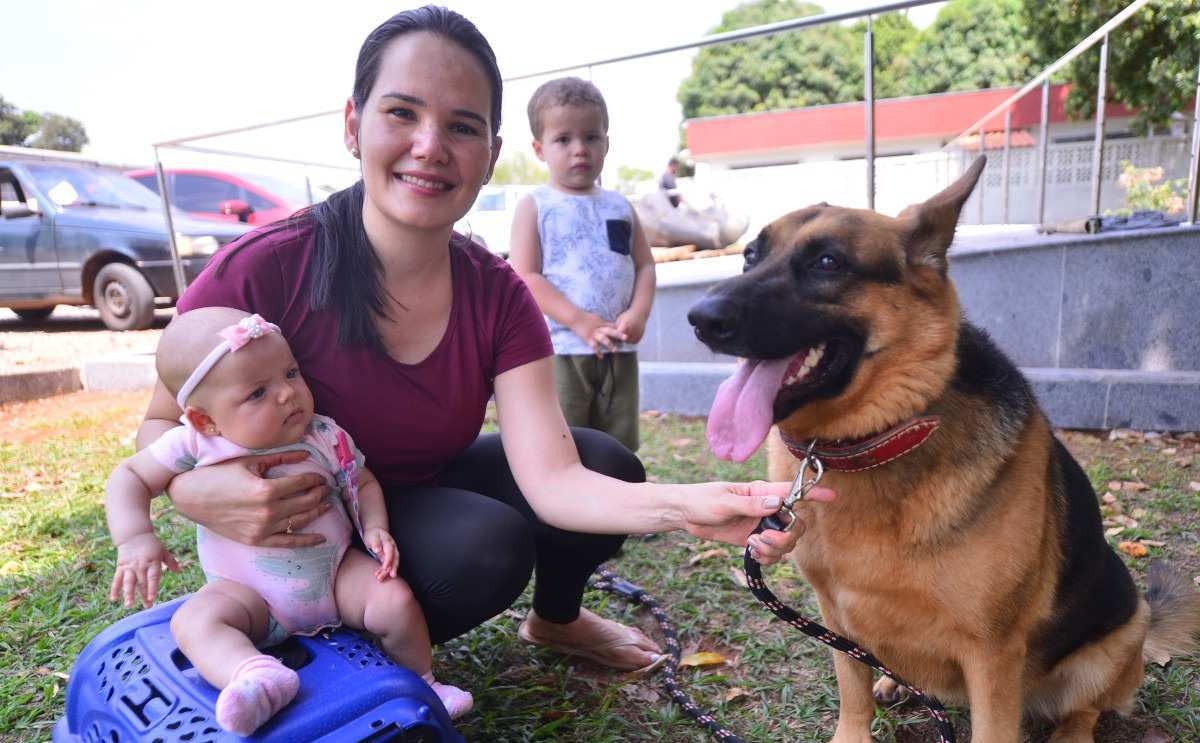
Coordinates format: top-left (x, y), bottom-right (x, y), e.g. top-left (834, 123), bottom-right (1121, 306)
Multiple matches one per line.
top-left (3, 0), bottom-right (944, 189)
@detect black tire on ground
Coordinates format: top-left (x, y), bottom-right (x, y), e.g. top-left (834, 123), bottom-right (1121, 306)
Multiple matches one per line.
top-left (93, 263), bottom-right (156, 331)
top-left (13, 306), bottom-right (55, 321)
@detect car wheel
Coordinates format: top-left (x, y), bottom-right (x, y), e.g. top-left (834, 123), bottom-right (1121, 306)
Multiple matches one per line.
top-left (93, 263), bottom-right (155, 331)
top-left (13, 306), bottom-right (55, 321)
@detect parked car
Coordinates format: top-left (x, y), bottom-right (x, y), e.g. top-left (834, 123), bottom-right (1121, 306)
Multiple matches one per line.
top-left (127, 168), bottom-right (312, 225)
top-left (0, 161), bottom-right (248, 330)
top-left (454, 184), bottom-right (539, 257)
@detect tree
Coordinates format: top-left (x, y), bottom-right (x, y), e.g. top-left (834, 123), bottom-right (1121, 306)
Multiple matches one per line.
top-left (26, 113), bottom-right (89, 152)
top-left (677, 1), bottom-right (864, 119)
top-left (850, 12), bottom-right (918, 100)
top-left (0, 96), bottom-right (41, 146)
top-left (897, 0), bottom-right (1039, 96)
top-left (1023, 0), bottom-right (1200, 133)
top-left (490, 152), bottom-right (548, 185)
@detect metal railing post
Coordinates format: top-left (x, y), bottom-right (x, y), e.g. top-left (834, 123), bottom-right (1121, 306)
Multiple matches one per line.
top-left (1090, 34), bottom-right (1110, 217)
top-left (864, 15), bottom-right (876, 211)
top-left (1188, 54), bottom-right (1200, 224)
top-left (153, 148), bottom-right (187, 295)
top-left (977, 126), bottom-right (986, 224)
top-left (1002, 108), bottom-right (1012, 223)
top-left (1036, 80), bottom-right (1050, 225)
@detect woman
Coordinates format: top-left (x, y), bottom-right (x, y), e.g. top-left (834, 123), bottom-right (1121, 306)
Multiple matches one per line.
top-left (138, 6), bottom-right (834, 673)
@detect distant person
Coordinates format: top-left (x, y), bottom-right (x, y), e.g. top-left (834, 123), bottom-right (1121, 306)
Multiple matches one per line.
top-left (107, 308), bottom-right (471, 735)
top-left (510, 77), bottom-right (655, 454)
top-left (659, 157), bottom-right (682, 208)
top-left (137, 6), bottom-right (825, 687)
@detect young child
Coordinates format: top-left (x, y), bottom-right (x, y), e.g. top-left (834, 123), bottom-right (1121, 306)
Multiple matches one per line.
top-left (509, 76), bottom-right (656, 452)
top-left (105, 307), bottom-right (472, 735)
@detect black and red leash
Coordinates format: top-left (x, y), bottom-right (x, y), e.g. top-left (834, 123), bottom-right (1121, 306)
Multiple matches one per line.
top-left (594, 437), bottom-right (956, 742)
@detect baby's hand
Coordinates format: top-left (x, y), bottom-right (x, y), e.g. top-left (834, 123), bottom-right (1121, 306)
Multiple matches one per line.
top-left (110, 533), bottom-right (181, 609)
top-left (364, 528), bottom-right (398, 581)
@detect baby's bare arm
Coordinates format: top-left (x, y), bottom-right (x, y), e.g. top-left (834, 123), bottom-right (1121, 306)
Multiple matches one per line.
top-left (105, 449), bottom-right (177, 546)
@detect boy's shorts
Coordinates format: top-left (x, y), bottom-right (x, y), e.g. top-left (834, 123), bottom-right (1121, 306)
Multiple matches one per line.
top-left (553, 352), bottom-right (640, 452)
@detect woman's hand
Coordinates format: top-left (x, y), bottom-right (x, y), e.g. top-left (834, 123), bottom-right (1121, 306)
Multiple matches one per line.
top-left (681, 480), bottom-right (836, 565)
top-left (167, 450), bottom-right (330, 548)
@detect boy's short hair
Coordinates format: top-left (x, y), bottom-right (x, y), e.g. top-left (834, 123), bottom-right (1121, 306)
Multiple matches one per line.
top-left (526, 77), bottom-right (609, 139)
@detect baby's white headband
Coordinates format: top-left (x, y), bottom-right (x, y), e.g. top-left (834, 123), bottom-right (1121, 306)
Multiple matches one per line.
top-left (176, 314), bottom-right (281, 409)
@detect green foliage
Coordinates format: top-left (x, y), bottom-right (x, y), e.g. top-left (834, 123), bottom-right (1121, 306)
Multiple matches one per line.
top-left (0, 95), bottom-right (42, 146)
top-left (1113, 160), bottom-right (1188, 216)
top-left (850, 12), bottom-right (918, 99)
top-left (614, 164), bottom-right (654, 196)
top-left (897, 0), bottom-right (1039, 95)
top-left (0, 96), bottom-right (89, 152)
top-left (25, 113), bottom-right (89, 152)
top-left (677, 1), bottom-right (863, 119)
top-left (491, 151), bottom-right (548, 185)
top-left (1023, 0), bottom-right (1200, 133)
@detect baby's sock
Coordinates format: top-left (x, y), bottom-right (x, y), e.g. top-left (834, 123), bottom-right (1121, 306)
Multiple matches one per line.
top-left (215, 654), bottom-right (300, 736)
top-left (422, 671), bottom-right (473, 719)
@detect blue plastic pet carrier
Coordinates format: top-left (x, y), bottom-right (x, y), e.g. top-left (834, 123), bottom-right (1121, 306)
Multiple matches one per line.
top-left (53, 595), bottom-right (464, 742)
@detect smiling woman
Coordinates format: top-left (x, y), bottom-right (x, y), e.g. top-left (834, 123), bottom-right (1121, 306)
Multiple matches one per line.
top-left (125, 3), bottom-right (826, 727)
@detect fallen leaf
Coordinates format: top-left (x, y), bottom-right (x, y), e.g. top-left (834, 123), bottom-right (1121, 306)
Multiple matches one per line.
top-left (689, 548), bottom-right (728, 566)
top-left (730, 566), bottom-right (748, 588)
top-left (1118, 541), bottom-right (1149, 558)
top-left (1141, 540), bottom-right (1166, 548)
top-left (1120, 481), bottom-right (1149, 492)
top-left (1113, 515), bottom-right (1139, 529)
top-left (1105, 526), bottom-right (1125, 537)
top-left (1107, 481), bottom-right (1123, 492)
top-left (724, 687), bottom-right (751, 703)
top-left (1101, 492), bottom-right (1119, 505)
top-left (619, 683), bottom-right (662, 702)
top-left (670, 437), bottom-right (695, 448)
top-left (1161, 447), bottom-right (1177, 455)
top-left (1131, 508), bottom-right (1148, 519)
top-left (1189, 481), bottom-right (1200, 492)
top-left (680, 651), bottom-right (727, 668)
top-left (1140, 725), bottom-right (1173, 742)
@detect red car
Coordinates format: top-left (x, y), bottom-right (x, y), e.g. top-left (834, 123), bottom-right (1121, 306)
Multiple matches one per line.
top-left (127, 168), bottom-right (312, 225)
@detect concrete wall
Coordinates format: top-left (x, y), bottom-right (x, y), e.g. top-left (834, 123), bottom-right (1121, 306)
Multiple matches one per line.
top-left (640, 224), bottom-right (1200, 431)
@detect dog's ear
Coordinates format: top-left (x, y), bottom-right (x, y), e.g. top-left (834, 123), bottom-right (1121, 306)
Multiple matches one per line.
top-left (900, 155), bottom-right (986, 273)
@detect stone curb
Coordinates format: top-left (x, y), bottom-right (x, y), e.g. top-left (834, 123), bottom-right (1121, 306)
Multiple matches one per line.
top-left (0, 353), bottom-right (156, 405)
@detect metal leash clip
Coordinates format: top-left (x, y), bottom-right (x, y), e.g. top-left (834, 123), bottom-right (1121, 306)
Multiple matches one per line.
top-left (773, 440), bottom-right (824, 531)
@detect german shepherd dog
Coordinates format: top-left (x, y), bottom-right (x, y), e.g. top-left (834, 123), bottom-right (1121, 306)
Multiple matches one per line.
top-left (687, 156), bottom-right (1200, 742)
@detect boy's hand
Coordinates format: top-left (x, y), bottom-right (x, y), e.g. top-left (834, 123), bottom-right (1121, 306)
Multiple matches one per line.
top-left (614, 309), bottom-right (647, 345)
top-left (110, 533), bottom-right (180, 609)
top-left (364, 527), bottom-right (398, 581)
top-left (570, 312), bottom-right (626, 355)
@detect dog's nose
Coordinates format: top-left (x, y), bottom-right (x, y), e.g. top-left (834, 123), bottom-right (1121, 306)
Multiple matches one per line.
top-left (687, 295), bottom-right (741, 345)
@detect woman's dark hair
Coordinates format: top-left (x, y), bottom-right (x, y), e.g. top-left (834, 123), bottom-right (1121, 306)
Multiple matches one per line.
top-left (221, 7), bottom-right (500, 353)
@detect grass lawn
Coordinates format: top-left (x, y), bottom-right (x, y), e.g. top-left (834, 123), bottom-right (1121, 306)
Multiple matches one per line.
top-left (1, 390), bottom-right (1197, 742)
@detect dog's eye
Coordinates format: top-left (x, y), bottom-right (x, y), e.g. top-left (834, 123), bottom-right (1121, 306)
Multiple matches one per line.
top-left (811, 254), bottom-right (841, 272)
top-left (742, 241), bottom-right (760, 273)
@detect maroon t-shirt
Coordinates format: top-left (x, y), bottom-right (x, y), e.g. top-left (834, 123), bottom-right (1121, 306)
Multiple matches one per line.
top-left (177, 220), bottom-right (552, 487)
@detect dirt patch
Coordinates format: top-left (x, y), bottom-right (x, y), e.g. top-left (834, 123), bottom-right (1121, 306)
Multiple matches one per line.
top-left (0, 388), bottom-right (152, 445)
top-left (0, 307), bottom-right (169, 375)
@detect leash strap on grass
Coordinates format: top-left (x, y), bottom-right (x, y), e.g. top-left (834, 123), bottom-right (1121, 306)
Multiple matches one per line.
top-left (591, 567), bottom-right (747, 743)
top-left (743, 537), bottom-right (956, 743)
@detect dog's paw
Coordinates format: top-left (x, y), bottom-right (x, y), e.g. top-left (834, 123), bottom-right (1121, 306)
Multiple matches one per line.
top-left (872, 676), bottom-right (911, 706)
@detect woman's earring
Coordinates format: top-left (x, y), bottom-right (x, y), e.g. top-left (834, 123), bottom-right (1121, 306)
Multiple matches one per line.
top-left (351, 146), bottom-right (360, 159)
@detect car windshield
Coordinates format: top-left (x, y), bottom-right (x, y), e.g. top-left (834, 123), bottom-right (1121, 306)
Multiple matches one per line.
top-left (236, 172), bottom-right (315, 206)
top-left (24, 163), bottom-right (163, 211)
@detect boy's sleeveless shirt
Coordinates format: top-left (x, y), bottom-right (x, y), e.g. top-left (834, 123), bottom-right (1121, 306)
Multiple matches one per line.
top-left (530, 186), bottom-right (636, 356)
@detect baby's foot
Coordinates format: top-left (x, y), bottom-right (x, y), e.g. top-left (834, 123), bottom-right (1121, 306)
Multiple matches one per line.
top-left (215, 654), bottom-right (300, 735)
top-left (423, 673), bottom-right (473, 719)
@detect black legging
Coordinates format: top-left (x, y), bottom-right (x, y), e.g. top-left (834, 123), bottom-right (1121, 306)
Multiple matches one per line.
top-left (376, 427), bottom-right (645, 644)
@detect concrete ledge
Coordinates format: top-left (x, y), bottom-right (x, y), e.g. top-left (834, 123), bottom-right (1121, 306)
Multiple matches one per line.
top-left (641, 363), bottom-right (1200, 432)
top-left (81, 353), bottom-right (157, 392)
top-left (0, 368), bottom-right (82, 403)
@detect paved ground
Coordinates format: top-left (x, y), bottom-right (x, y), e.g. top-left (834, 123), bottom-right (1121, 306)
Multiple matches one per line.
top-left (0, 307), bottom-right (170, 374)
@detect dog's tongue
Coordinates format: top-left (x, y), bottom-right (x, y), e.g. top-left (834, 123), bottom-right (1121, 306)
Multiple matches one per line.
top-left (707, 357), bottom-right (791, 461)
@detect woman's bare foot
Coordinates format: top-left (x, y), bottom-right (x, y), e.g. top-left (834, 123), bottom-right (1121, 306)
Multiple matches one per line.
top-left (518, 608), bottom-right (662, 670)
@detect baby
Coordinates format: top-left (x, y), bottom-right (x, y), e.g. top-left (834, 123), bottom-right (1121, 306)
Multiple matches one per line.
top-left (105, 306), bottom-right (471, 735)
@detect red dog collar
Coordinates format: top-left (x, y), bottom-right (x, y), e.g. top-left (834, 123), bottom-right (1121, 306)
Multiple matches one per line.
top-left (781, 416), bottom-right (940, 472)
